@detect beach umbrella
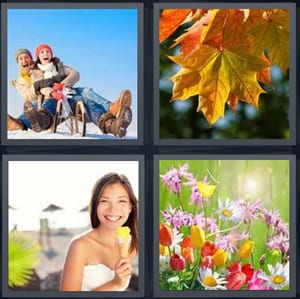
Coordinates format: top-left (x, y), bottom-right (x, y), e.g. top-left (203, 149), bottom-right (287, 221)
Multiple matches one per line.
top-left (79, 205), bottom-right (88, 212)
top-left (42, 204), bottom-right (63, 212)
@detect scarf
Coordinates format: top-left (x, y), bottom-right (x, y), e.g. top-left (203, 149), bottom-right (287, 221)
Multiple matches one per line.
top-left (20, 68), bottom-right (31, 86)
top-left (37, 62), bottom-right (58, 79)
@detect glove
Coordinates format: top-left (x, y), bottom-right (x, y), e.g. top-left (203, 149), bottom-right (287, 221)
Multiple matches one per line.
top-left (53, 82), bottom-right (65, 91)
top-left (51, 91), bottom-right (64, 101)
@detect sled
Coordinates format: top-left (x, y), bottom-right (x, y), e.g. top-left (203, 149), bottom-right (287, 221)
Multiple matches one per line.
top-left (50, 88), bottom-right (87, 137)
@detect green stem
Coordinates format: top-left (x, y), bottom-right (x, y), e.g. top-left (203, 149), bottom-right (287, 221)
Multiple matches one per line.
top-left (177, 192), bottom-right (185, 211)
top-left (190, 248), bottom-right (200, 289)
top-left (206, 168), bottom-right (220, 184)
top-left (207, 222), bottom-right (242, 239)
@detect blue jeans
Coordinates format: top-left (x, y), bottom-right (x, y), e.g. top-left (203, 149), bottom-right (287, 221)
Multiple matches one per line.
top-left (74, 87), bottom-right (111, 125)
top-left (18, 98), bottom-right (58, 129)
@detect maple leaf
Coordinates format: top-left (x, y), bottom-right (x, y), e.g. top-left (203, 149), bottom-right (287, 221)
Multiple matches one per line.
top-left (169, 68), bottom-right (202, 100)
top-left (201, 9), bottom-right (248, 50)
top-left (171, 10), bottom-right (213, 57)
top-left (159, 9), bottom-right (193, 44)
top-left (170, 45), bottom-right (269, 124)
top-left (227, 93), bottom-right (239, 112)
top-left (245, 9), bottom-right (289, 71)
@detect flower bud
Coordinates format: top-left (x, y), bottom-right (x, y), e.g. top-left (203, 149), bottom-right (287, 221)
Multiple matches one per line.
top-left (212, 248), bottom-right (227, 267)
top-left (170, 253), bottom-right (185, 271)
top-left (182, 247), bottom-right (194, 264)
top-left (160, 224), bottom-right (173, 246)
top-left (238, 240), bottom-right (254, 259)
top-left (191, 225), bottom-right (205, 248)
top-left (226, 271), bottom-right (246, 290)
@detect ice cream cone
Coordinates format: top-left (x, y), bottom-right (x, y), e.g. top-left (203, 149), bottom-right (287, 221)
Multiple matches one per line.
top-left (116, 226), bottom-right (131, 258)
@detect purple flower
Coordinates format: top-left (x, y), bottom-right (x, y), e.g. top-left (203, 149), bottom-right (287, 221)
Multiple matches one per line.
top-left (193, 213), bottom-right (218, 233)
top-left (238, 198), bottom-right (262, 224)
top-left (160, 163), bottom-right (193, 194)
top-left (267, 234), bottom-right (289, 253)
top-left (262, 208), bottom-right (281, 228)
top-left (215, 231), bottom-right (250, 253)
top-left (161, 205), bottom-right (193, 230)
top-left (274, 220), bottom-right (289, 237)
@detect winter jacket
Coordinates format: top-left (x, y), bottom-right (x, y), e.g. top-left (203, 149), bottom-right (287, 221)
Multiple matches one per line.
top-left (31, 57), bottom-right (80, 99)
top-left (11, 65), bottom-right (38, 102)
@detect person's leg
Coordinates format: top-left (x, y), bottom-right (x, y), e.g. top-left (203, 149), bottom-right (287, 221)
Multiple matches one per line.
top-left (75, 87), bottom-right (111, 112)
top-left (23, 101), bottom-right (53, 132)
top-left (41, 98), bottom-right (58, 116)
top-left (7, 102), bottom-right (40, 131)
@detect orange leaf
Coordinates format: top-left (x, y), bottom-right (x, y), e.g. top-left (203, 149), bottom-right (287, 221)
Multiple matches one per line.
top-left (159, 9), bottom-right (192, 44)
top-left (172, 10), bottom-right (213, 57)
top-left (227, 93), bottom-right (239, 112)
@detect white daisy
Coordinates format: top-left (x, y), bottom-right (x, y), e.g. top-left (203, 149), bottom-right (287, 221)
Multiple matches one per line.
top-left (198, 267), bottom-right (227, 290)
top-left (217, 198), bottom-right (243, 223)
top-left (170, 228), bottom-right (183, 253)
top-left (159, 255), bottom-right (170, 272)
top-left (259, 262), bottom-right (289, 290)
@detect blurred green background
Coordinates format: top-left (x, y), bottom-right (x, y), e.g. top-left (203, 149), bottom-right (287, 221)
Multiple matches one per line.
top-left (160, 160), bottom-right (290, 269)
top-left (159, 24), bottom-right (290, 139)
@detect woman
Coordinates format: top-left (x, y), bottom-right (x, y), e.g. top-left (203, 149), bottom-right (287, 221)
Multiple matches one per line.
top-left (60, 173), bottom-right (138, 291)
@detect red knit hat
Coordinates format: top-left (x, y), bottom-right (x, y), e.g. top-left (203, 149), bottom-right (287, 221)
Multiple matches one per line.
top-left (35, 44), bottom-right (53, 59)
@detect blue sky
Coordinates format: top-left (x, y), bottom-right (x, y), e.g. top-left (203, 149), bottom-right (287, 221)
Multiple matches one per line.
top-left (7, 8), bottom-right (138, 134)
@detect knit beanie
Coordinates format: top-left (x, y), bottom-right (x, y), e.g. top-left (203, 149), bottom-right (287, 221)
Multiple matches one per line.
top-left (15, 48), bottom-right (33, 62)
top-left (35, 44), bottom-right (53, 59)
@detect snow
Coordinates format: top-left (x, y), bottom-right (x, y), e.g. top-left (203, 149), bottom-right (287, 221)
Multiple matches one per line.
top-left (7, 121), bottom-right (137, 139)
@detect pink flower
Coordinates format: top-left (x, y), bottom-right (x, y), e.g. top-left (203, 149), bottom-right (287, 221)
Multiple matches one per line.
top-left (226, 271), bottom-right (246, 290)
top-left (248, 269), bottom-right (268, 290)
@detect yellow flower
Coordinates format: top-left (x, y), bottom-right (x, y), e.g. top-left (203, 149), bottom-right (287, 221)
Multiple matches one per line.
top-left (238, 240), bottom-right (254, 259)
top-left (159, 244), bottom-right (169, 256)
top-left (191, 225), bottom-right (205, 248)
top-left (212, 248), bottom-right (227, 267)
top-left (197, 182), bottom-right (216, 198)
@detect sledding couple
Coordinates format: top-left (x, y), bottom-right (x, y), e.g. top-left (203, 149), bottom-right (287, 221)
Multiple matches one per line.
top-left (7, 44), bottom-right (133, 138)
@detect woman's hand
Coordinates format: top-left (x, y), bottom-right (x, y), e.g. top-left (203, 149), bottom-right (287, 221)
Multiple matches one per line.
top-left (112, 258), bottom-right (132, 289)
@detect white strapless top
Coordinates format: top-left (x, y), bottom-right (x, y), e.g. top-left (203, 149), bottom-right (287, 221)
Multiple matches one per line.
top-left (81, 264), bottom-right (129, 291)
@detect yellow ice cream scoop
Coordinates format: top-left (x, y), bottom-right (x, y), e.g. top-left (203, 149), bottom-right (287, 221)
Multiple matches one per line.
top-left (116, 226), bottom-right (131, 243)
top-left (116, 226), bottom-right (131, 257)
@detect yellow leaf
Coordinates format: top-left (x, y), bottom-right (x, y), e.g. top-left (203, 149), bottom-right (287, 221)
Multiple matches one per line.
top-left (245, 9), bottom-right (289, 71)
top-left (197, 181), bottom-right (216, 198)
top-left (169, 68), bottom-right (201, 100)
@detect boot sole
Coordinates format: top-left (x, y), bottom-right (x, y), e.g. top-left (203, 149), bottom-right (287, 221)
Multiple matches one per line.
top-left (116, 90), bottom-right (132, 118)
top-left (7, 115), bottom-right (24, 131)
top-left (23, 101), bottom-right (42, 132)
top-left (119, 107), bottom-right (132, 130)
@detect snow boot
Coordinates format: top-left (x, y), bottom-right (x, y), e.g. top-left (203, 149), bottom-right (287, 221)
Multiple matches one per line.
top-left (7, 114), bottom-right (25, 131)
top-left (109, 90), bottom-right (132, 118)
top-left (23, 101), bottom-right (53, 133)
top-left (99, 107), bottom-right (132, 138)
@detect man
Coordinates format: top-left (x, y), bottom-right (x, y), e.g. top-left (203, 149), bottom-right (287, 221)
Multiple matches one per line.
top-left (8, 47), bottom-right (132, 138)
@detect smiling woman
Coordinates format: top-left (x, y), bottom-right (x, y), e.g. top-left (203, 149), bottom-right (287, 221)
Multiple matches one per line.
top-left (59, 173), bottom-right (139, 291)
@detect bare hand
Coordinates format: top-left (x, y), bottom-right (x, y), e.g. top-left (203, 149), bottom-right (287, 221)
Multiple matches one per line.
top-left (112, 258), bottom-right (132, 289)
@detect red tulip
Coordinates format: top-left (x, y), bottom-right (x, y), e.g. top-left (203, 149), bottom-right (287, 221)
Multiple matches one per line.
top-left (181, 236), bottom-right (191, 249)
top-left (226, 271), bottom-right (246, 290)
top-left (201, 241), bottom-right (217, 257)
top-left (160, 224), bottom-right (173, 246)
top-left (242, 263), bottom-right (254, 282)
top-left (227, 261), bottom-right (242, 273)
top-left (170, 253), bottom-right (185, 271)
